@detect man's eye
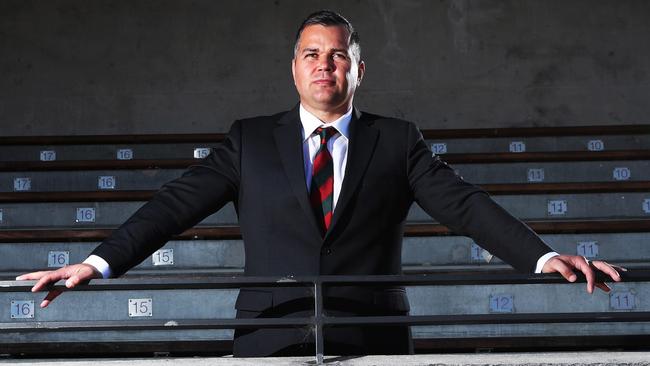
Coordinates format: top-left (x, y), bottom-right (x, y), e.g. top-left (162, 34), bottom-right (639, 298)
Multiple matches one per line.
top-left (333, 53), bottom-right (348, 60)
top-left (305, 53), bottom-right (318, 59)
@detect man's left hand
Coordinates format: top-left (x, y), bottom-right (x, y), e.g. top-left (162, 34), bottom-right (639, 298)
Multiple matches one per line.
top-left (542, 255), bottom-right (625, 293)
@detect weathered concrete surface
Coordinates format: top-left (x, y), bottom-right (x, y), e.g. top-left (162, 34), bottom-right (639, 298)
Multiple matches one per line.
top-left (1, 0), bottom-right (649, 136)
top-left (1, 352), bottom-right (650, 365)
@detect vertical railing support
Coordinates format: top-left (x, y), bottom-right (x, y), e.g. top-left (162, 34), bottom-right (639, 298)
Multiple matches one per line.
top-left (314, 278), bottom-right (324, 365)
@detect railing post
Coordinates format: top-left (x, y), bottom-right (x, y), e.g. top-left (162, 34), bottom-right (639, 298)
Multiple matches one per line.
top-left (314, 278), bottom-right (324, 365)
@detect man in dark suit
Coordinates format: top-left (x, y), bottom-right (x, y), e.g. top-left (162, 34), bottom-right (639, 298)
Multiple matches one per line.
top-left (19, 10), bottom-right (622, 357)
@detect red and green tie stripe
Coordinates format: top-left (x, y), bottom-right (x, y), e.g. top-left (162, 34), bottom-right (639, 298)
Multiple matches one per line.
top-left (310, 127), bottom-right (336, 236)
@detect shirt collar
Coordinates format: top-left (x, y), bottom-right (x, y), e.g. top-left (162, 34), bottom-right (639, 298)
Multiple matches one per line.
top-left (299, 104), bottom-right (352, 142)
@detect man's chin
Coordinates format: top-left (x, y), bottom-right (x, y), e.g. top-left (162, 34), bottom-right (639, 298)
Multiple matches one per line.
top-left (313, 99), bottom-right (348, 111)
top-left (311, 94), bottom-right (345, 105)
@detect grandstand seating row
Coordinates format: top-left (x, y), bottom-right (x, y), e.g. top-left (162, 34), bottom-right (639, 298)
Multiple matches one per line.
top-left (2, 233), bottom-right (650, 278)
top-left (0, 192), bottom-right (648, 228)
top-left (1, 161), bottom-right (649, 192)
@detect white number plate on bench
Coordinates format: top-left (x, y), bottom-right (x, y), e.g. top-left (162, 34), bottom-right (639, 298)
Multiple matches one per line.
top-left (129, 298), bottom-right (153, 317)
top-left (527, 168), bottom-right (544, 182)
top-left (610, 291), bottom-right (635, 310)
top-left (14, 177), bottom-right (32, 191)
top-left (11, 300), bottom-right (34, 319)
top-left (117, 148), bottom-right (133, 160)
top-left (39, 150), bottom-right (57, 161)
top-left (509, 141), bottom-right (526, 153)
top-left (431, 143), bottom-right (447, 155)
top-left (587, 140), bottom-right (605, 151)
top-left (613, 167), bottom-right (631, 181)
top-left (193, 148), bottom-right (211, 159)
top-left (489, 294), bottom-right (514, 313)
top-left (470, 243), bottom-right (493, 262)
top-left (547, 200), bottom-right (567, 215)
top-left (576, 241), bottom-right (599, 258)
top-left (76, 208), bottom-right (96, 223)
top-left (98, 176), bottom-right (116, 190)
top-left (48, 251), bottom-right (70, 267)
top-left (152, 249), bottom-right (174, 266)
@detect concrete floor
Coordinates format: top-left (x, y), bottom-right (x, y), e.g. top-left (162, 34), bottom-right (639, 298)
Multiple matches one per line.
top-left (1, 352), bottom-right (650, 366)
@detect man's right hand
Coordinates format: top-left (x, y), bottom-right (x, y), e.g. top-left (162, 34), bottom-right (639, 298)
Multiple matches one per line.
top-left (15, 263), bottom-right (102, 308)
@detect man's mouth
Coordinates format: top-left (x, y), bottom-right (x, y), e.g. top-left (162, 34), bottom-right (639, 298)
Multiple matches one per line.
top-left (313, 79), bottom-right (335, 85)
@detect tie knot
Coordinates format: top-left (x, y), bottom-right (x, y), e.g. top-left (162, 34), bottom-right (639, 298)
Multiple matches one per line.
top-left (315, 127), bottom-right (336, 143)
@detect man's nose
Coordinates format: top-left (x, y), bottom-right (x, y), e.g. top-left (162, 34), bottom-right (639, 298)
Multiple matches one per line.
top-left (317, 55), bottom-right (334, 71)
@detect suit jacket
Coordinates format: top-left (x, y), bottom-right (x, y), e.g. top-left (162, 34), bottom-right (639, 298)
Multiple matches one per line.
top-left (91, 105), bottom-right (553, 356)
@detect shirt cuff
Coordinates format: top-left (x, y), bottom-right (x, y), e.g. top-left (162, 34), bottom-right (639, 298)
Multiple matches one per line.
top-left (83, 255), bottom-right (113, 279)
top-left (534, 251), bottom-right (560, 273)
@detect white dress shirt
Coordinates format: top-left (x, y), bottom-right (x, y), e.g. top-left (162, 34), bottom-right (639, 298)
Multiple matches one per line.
top-left (300, 104), bottom-right (352, 209)
top-left (83, 104), bottom-right (556, 278)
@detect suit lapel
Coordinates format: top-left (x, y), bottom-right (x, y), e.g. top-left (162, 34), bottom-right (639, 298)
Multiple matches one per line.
top-left (273, 106), bottom-right (322, 238)
top-left (326, 109), bottom-right (379, 239)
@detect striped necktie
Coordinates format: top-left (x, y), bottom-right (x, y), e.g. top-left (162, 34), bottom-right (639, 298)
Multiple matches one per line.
top-left (310, 127), bottom-right (337, 236)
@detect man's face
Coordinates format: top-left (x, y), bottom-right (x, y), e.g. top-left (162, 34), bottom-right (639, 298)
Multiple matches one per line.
top-left (292, 24), bottom-right (365, 117)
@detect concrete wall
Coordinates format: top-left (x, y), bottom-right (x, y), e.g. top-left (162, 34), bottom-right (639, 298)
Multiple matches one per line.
top-left (1, 0), bottom-right (648, 136)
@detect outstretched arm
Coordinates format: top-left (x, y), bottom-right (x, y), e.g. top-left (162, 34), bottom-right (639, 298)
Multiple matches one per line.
top-left (17, 120), bottom-right (243, 306)
top-left (406, 122), bottom-right (623, 291)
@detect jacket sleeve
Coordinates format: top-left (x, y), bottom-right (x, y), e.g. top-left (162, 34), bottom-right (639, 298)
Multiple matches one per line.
top-left (405, 122), bottom-right (553, 273)
top-left (90, 121), bottom-right (242, 277)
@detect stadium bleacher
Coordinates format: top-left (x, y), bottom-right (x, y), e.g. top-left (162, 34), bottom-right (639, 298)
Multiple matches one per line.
top-left (1, 124), bottom-right (649, 358)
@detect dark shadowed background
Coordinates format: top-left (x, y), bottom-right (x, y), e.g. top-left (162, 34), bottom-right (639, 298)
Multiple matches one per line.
top-left (1, 0), bottom-right (648, 135)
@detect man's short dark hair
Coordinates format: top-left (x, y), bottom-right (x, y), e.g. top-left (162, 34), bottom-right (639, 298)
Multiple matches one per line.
top-left (294, 10), bottom-right (361, 61)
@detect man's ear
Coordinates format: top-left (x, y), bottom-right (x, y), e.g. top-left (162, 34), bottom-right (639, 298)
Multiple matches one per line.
top-left (291, 58), bottom-right (297, 85)
top-left (357, 60), bottom-right (365, 86)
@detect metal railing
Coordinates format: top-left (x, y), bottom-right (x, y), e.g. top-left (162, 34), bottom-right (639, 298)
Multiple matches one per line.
top-left (2, 271), bottom-right (650, 364)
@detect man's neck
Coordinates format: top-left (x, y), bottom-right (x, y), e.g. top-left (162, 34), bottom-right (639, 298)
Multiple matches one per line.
top-left (300, 102), bottom-right (352, 123)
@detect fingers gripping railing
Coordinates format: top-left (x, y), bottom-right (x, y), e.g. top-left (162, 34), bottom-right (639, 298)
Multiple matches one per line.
top-left (2, 271), bottom-right (650, 364)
